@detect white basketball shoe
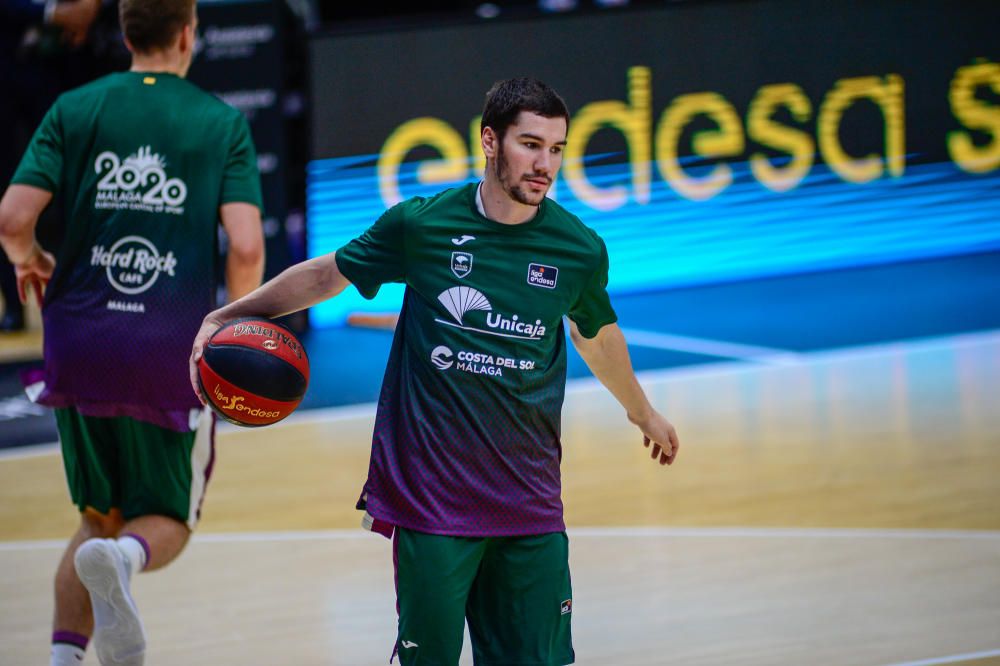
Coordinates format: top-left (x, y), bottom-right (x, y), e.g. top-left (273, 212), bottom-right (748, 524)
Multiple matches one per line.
top-left (74, 538), bottom-right (147, 665)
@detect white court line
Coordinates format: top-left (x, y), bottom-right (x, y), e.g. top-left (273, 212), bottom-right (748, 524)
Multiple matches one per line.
top-left (619, 327), bottom-right (801, 364)
top-left (619, 326), bottom-right (1000, 388)
top-left (881, 648), bottom-right (1000, 666)
top-left (0, 441), bottom-right (58, 460)
top-left (216, 400), bottom-right (379, 432)
top-left (567, 526), bottom-right (1000, 540)
top-left (3, 526), bottom-right (999, 552)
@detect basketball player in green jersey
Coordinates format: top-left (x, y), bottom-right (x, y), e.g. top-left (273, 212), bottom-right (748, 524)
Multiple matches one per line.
top-left (0, 0), bottom-right (264, 663)
top-left (191, 78), bottom-right (679, 665)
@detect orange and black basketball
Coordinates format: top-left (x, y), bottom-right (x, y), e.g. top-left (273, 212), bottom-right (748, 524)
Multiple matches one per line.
top-left (197, 317), bottom-right (310, 427)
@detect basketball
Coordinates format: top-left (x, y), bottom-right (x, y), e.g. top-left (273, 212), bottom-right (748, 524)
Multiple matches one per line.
top-left (197, 317), bottom-right (310, 427)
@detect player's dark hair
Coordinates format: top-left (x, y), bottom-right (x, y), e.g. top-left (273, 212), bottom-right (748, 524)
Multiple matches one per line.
top-left (481, 78), bottom-right (570, 141)
top-left (119, 0), bottom-right (195, 53)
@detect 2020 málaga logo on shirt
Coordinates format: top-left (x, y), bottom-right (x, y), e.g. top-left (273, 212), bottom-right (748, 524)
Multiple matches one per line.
top-left (93, 146), bottom-right (188, 215)
top-left (90, 235), bottom-right (178, 301)
top-left (434, 286), bottom-right (547, 341)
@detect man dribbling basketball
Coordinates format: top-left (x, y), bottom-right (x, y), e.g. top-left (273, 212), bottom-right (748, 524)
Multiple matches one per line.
top-left (190, 78), bottom-right (680, 665)
top-left (0, 0), bottom-right (264, 663)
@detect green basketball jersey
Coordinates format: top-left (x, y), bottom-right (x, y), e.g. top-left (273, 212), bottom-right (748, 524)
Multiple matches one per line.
top-left (336, 182), bottom-right (617, 536)
top-left (12, 71), bottom-right (261, 429)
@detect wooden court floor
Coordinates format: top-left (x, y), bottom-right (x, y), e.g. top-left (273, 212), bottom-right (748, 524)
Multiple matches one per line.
top-left (1, 330), bottom-right (999, 664)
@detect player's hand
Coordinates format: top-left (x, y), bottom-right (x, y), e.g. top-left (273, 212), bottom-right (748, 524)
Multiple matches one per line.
top-left (14, 244), bottom-right (56, 308)
top-left (632, 409), bottom-right (680, 466)
top-left (190, 312), bottom-right (225, 404)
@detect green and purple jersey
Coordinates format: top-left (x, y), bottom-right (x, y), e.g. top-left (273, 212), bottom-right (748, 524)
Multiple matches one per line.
top-left (337, 183), bottom-right (616, 536)
top-left (13, 71), bottom-right (261, 430)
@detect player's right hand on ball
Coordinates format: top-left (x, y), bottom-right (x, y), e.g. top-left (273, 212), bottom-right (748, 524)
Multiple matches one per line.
top-left (190, 313), bottom-right (225, 404)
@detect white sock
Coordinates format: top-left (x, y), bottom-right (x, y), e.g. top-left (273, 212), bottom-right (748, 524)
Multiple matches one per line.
top-left (115, 536), bottom-right (147, 576)
top-left (50, 642), bottom-right (85, 665)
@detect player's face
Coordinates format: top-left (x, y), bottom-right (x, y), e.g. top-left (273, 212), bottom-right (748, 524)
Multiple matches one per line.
top-left (493, 112), bottom-right (567, 207)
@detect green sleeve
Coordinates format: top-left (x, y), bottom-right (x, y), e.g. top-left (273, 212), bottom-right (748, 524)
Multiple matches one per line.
top-left (11, 101), bottom-right (64, 194)
top-left (567, 237), bottom-right (618, 338)
top-left (335, 202), bottom-right (407, 299)
top-left (220, 113), bottom-right (263, 208)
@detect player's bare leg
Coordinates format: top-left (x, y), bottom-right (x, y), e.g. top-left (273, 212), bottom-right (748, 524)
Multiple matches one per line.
top-left (118, 514), bottom-right (191, 570)
top-left (52, 509), bottom-right (123, 665)
top-left (73, 514), bottom-right (190, 665)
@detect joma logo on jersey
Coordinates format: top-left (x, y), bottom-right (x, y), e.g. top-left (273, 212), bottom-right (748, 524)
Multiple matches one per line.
top-left (91, 235), bottom-right (177, 296)
top-left (434, 287), bottom-right (547, 341)
top-left (93, 146), bottom-right (188, 214)
top-left (527, 263), bottom-right (558, 289)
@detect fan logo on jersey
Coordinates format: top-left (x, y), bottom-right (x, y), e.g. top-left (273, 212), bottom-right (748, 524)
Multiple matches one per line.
top-left (561, 599), bottom-right (572, 615)
top-left (90, 235), bottom-right (178, 298)
top-left (434, 286), bottom-right (547, 341)
top-left (93, 146), bottom-right (188, 215)
top-left (451, 251), bottom-right (473, 278)
top-left (527, 263), bottom-right (558, 289)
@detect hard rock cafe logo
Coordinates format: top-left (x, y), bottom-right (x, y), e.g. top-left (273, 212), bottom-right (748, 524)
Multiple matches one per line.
top-left (90, 235), bottom-right (177, 295)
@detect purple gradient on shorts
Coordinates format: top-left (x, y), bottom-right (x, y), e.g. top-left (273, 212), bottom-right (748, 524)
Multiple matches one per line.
top-left (52, 631), bottom-right (88, 649)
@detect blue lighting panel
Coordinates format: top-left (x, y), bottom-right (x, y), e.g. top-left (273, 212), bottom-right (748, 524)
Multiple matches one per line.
top-left (307, 156), bottom-right (1000, 328)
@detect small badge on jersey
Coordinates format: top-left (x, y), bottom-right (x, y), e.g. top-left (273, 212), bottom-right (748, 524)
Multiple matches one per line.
top-left (451, 252), bottom-right (473, 278)
top-left (561, 599), bottom-right (573, 615)
top-left (527, 263), bottom-right (558, 289)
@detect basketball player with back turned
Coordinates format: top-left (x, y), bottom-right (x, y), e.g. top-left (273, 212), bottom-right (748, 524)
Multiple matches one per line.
top-left (0, 0), bottom-right (265, 663)
top-left (190, 78), bottom-right (678, 665)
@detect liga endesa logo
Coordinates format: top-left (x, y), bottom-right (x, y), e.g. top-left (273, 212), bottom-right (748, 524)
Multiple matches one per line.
top-left (211, 384), bottom-right (280, 419)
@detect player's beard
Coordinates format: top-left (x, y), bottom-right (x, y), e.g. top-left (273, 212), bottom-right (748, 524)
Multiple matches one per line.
top-left (495, 141), bottom-right (551, 207)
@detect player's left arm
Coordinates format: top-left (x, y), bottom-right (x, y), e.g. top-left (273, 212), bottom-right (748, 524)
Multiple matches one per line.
top-left (0, 184), bottom-right (56, 307)
top-left (568, 320), bottom-right (680, 465)
top-left (220, 202), bottom-right (264, 302)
